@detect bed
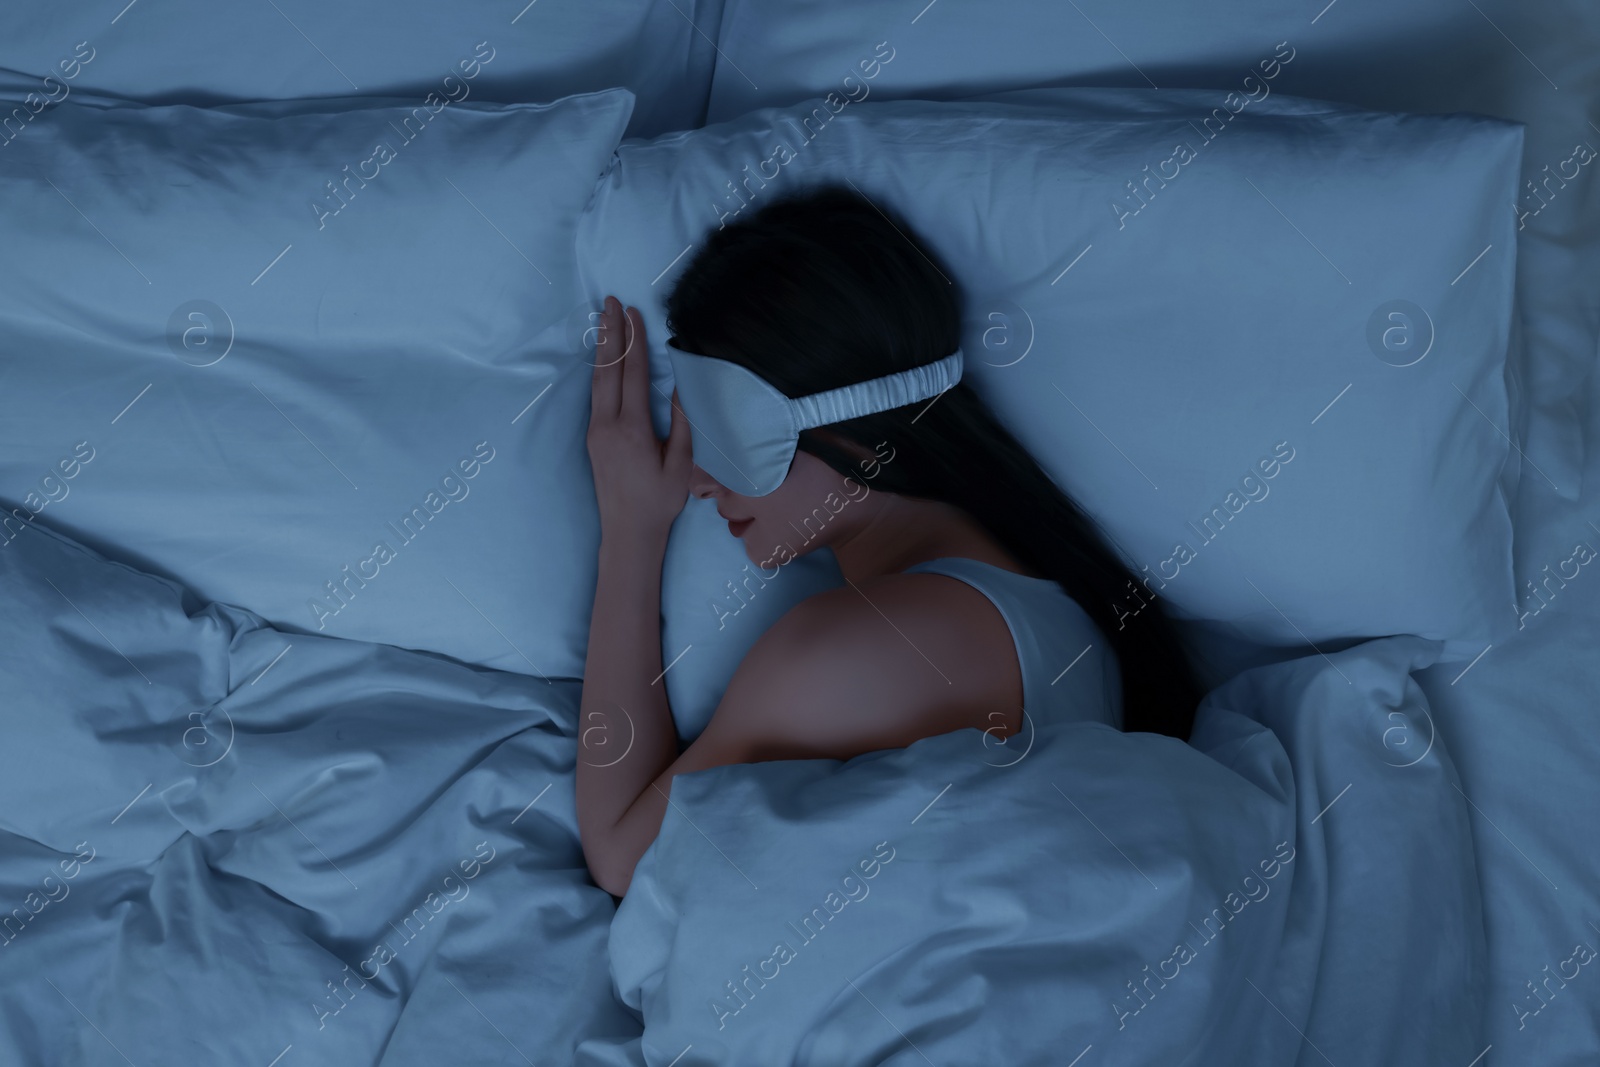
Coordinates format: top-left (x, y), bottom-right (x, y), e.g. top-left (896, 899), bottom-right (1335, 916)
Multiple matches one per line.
top-left (1, 2), bottom-right (1595, 1064)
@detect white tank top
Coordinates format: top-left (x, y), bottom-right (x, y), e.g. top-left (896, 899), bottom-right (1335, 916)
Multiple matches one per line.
top-left (901, 556), bottom-right (1123, 731)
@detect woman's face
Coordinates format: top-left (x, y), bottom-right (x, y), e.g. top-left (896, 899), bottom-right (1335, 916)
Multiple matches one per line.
top-left (690, 449), bottom-right (882, 568)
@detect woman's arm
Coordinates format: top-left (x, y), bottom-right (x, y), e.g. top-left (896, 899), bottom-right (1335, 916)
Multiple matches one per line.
top-left (575, 531), bottom-right (678, 894)
top-left (572, 296), bottom-right (797, 897)
top-left (575, 296), bottom-right (697, 896)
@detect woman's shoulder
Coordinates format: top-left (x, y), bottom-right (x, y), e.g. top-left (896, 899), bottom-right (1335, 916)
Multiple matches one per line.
top-left (770, 567), bottom-right (1006, 649)
top-left (716, 568), bottom-right (1022, 754)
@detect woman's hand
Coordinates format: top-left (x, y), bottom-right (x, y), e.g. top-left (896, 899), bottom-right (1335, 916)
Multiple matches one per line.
top-left (587, 295), bottom-right (692, 544)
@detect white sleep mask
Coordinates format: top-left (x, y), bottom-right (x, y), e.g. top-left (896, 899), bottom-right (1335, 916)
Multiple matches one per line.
top-left (665, 340), bottom-right (963, 496)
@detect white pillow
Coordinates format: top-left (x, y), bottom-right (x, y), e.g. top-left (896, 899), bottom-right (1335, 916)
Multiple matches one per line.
top-left (0, 90), bottom-right (634, 677)
top-left (575, 88), bottom-right (1524, 736)
top-left (699, 0), bottom-right (1600, 522)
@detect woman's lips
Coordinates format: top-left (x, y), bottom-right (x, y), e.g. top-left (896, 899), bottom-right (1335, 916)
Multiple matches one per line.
top-left (727, 517), bottom-right (753, 538)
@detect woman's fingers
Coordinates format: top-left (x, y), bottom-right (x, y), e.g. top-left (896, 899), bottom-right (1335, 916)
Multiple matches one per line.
top-left (665, 387), bottom-right (692, 472)
top-left (591, 295), bottom-right (623, 420)
top-left (618, 304), bottom-right (650, 424)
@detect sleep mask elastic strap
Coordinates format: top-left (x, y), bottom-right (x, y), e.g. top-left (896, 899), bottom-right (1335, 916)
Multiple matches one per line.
top-left (789, 349), bottom-right (964, 428)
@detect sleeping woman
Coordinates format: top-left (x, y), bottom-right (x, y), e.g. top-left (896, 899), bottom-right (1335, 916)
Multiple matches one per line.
top-left (576, 184), bottom-right (1201, 898)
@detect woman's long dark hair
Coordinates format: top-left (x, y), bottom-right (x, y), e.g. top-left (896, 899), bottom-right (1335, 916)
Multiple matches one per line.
top-left (664, 184), bottom-right (1201, 740)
